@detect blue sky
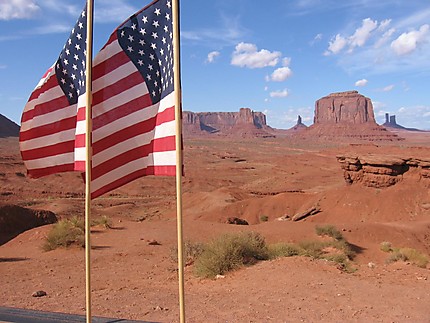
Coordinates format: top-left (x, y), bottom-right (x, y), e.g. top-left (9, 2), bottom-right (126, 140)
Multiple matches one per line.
top-left (1, 0), bottom-right (429, 130)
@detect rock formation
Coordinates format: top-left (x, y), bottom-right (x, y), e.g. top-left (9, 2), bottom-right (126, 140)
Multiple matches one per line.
top-left (337, 154), bottom-right (430, 188)
top-left (0, 114), bottom-right (19, 138)
top-left (300, 91), bottom-right (402, 141)
top-left (288, 115), bottom-right (308, 132)
top-left (314, 90), bottom-right (376, 125)
top-left (182, 108), bottom-right (275, 138)
top-left (382, 113), bottom-right (423, 132)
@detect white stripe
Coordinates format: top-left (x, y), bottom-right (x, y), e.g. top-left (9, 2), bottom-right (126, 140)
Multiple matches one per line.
top-left (74, 146), bottom-right (86, 163)
top-left (92, 91), bottom-right (175, 142)
top-left (24, 152), bottom-right (75, 170)
top-left (92, 120), bottom-right (175, 167)
top-left (93, 38), bottom-right (122, 67)
top-left (19, 128), bottom-right (76, 151)
top-left (21, 86), bottom-right (72, 132)
top-left (92, 82), bottom-right (149, 119)
top-left (92, 61), bottom-right (138, 94)
top-left (91, 150), bottom-right (176, 193)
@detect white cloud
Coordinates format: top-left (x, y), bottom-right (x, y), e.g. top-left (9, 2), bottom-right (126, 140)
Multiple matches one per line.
top-left (269, 67), bottom-right (293, 82)
top-left (282, 57), bottom-right (291, 67)
top-left (355, 79), bottom-right (368, 87)
top-left (206, 51), bottom-right (220, 63)
top-left (269, 89), bottom-right (289, 98)
top-left (375, 28), bottom-right (396, 48)
top-left (378, 19), bottom-right (392, 32)
top-left (231, 42), bottom-right (281, 68)
top-left (325, 34), bottom-right (347, 55)
top-left (0, 0), bottom-right (40, 20)
top-left (382, 84), bottom-right (395, 92)
top-left (349, 18), bottom-right (378, 49)
top-left (391, 24), bottom-right (429, 56)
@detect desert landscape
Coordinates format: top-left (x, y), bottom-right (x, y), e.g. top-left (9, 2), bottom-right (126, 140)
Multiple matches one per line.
top-left (1, 91), bottom-right (430, 322)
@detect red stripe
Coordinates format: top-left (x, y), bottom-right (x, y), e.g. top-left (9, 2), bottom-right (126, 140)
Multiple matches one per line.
top-left (19, 115), bottom-right (77, 141)
top-left (25, 72), bottom-right (58, 103)
top-left (27, 163), bottom-right (76, 179)
top-left (76, 105), bottom-right (86, 122)
top-left (93, 50), bottom-right (131, 82)
top-left (92, 71), bottom-right (144, 107)
top-left (74, 133), bottom-right (86, 148)
top-left (20, 140), bottom-right (75, 161)
top-left (92, 94), bottom-right (153, 130)
top-left (91, 165), bottom-right (175, 199)
top-left (92, 106), bottom-right (175, 154)
top-left (74, 160), bottom-right (85, 172)
top-left (92, 135), bottom-right (176, 180)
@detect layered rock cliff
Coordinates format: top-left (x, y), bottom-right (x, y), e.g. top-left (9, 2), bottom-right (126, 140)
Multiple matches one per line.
top-left (337, 154), bottom-right (430, 188)
top-left (183, 108), bottom-right (275, 138)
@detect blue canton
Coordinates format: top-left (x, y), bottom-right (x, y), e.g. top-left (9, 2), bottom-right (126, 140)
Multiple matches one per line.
top-left (56, 6), bottom-right (87, 105)
top-left (118, 0), bottom-right (174, 104)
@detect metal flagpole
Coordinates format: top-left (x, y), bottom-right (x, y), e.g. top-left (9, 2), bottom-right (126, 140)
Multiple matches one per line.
top-left (172, 0), bottom-right (185, 322)
top-left (84, 0), bottom-right (94, 322)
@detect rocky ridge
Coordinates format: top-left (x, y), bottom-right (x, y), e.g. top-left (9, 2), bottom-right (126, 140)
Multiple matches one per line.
top-left (337, 154), bottom-right (430, 188)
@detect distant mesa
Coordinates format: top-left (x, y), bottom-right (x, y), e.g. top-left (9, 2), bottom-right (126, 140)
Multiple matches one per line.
top-left (299, 91), bottom-right (402, 141)
top-left (382, 113), bottom-right (423, 132)
top-left (183, 108), bottom-right (275, 138)
top-left (0, 114), bottom-right (19, 138)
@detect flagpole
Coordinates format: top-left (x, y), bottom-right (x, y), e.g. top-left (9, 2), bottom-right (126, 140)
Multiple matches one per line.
top-left (85, 1), bottom-right (94, 323)
top-left (172, 0), bottom-right (185, 322)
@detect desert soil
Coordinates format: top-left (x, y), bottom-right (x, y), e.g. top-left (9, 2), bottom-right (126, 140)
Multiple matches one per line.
top-left (1, 133), bottom-right (430, 322)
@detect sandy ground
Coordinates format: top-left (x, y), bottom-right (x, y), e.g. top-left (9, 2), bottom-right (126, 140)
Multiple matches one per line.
top-left (1, 133), bottom-right (430, 322)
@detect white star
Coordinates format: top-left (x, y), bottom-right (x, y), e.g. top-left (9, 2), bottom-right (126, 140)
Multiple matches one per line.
top-left (77, 33), bottom-right (82, 40)
top-left (140, 28), bottom-right (146, 36)
top-left (74, 54), bottom-right (79, 61)
top-left (146, 74), bottom-right (152, 81)
top-left (152, 32), bottom-right (158, 39)
top-left (72, 64), bottom-right (78, 70)
top-left (63, 59), bottom-right (69, 65)
top-left (138, 60), bottom-right (144, 66)
top-left (167, 1), bottom-right (171, 8)
top-left (127, 46), bottom-right (133, 53)
top-left (154, 8), bottom-right (161, 16)
top-left (164, 25), bottom-right (169, 33)
top-left (153, 20), bottom-right (160, 28)
top-left (165, 13), bottom-right (170, 21)
top-left (131, 23), bottom-right (137, 30)
top-left (148, 64), bottom-right (153, 71)
top-left (138, 49), bottom-right (145, 56)
top-left (142, 16), bottom-right (148, 23)
top-left (128, 35), bottom-right (134, 42)
top-left (75, 44), bottom-right (81, 51)
top-left (151, 43), bottom-right (157, 50)
top-left (149, 54), bottom-right (155, 60)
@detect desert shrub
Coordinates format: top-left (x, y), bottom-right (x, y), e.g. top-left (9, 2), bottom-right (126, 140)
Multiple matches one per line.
top-left (43, 216), bottom-right (85, 251)
top-left (194, 232), bottom-right (269, 278)
top-left (259, 215), bottom-right (269, 222)
top-left (315, 224), bottom-right (344, 241)
top-left (170, 240), bottom-right (205, 265)
top-left (386, 247), bottom-right (429, 268)
top-left (268, 242), bottom-right (301, 259)
top-left (329, 239), bottom-right (356, 260)
top-left (380, 241), bottom-right (392, 253)
top-left (92, 215), bottom-right (112, 229)
top-left (298, 240), bottom-right (326, 258)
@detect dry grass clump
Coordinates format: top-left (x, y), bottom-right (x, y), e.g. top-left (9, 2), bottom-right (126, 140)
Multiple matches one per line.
top-left (315, 224), bottom-right (344, 240)
top-left (43, 216), bottom-right (85, 251)
top-left (193, 232), bottom-right (269, 278)
top-left (381, 241), bottom-right (428, 268)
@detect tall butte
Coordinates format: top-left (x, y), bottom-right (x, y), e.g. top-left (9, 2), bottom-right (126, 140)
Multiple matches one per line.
top-left (303, 91), bottom-right (402, 141)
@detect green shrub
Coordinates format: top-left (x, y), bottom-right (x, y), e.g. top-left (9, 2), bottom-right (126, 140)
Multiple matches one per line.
top-left (92, 215), bottom-right (112, 229)
top-left (171, 240), bottom-right (205, 264)
top-left (315, 224), bottom-right (344, 240)
top-left (268, 242), bottom-right (301, 259)
top-left (259, 215), bottom-right (269, 222)
top-left (298, 240), bottom-right (326, 258)
top-left (43, 216), bottom-right (85, 251)
top-left (386, 247), bottom-right (429, 268)
top-left (380, 241), bottom-right (392, 253)
top-left (194, 232), bottom-right (269, 278)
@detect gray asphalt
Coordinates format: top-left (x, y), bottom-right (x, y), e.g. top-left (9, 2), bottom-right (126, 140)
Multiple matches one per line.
top-left (0, 307), bottom-right (158, 323)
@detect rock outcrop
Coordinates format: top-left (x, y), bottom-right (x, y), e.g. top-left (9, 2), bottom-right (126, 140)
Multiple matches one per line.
top-left (382, 113), bottom-right (423, 132)
top-left (0, 114), bottom-right (19, 138)
top-left (301, 91), bottom-right (402, 141)
top-left (183, 108), bottom-right (275, 138)
top-left (314, 91), bottom-right (376, 125)
top-left (288, 115), bottom-right (308, 132)
top-left (0, 203), bottom-right (57, 244)
top-left (336, 154), bottom-right (430, 188)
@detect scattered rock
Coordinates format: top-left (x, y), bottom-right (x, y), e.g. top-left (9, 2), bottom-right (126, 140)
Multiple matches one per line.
top-left (32, 290), bottom-right (47, 297)
top-left (292, 205), bottom-right (321, 221)
top-left (147, 240), bottom-right (161, 246)
top-left (226, 217), bottom-right (249, 225)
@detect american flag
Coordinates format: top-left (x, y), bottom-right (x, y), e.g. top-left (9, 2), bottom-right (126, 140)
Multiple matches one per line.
top-left (20, 5), bottom-right (88, 177)
top-left (20, 0), bottom-right (179, 198)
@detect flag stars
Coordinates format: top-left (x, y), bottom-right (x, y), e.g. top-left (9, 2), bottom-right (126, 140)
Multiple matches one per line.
top-left (131, 23), bottom-right (137, 30)
top-left (152, 20), bottom-right (159, 28)
top-left (142, 16), bottom-right (148, 23)
top-left (127, 46), bottom-right (133, 53)
top-left (152, 32), bottom-right (158, 39)
top-left (154, 8), bottom-right (161, 16)
top-left (128, 35), bottom-right (134, 42)
top-left (140, 28), bottom-right (146, 36)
